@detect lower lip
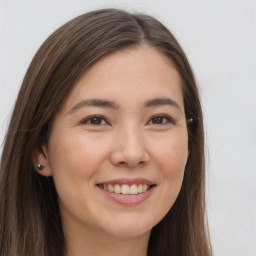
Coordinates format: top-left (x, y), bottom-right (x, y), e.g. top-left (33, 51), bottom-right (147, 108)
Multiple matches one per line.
top-left (98, 186), bottom-right (155, 205)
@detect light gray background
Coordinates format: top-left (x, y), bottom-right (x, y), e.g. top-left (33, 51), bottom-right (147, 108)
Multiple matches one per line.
top-left (0, 0), bottom-right (255, 255)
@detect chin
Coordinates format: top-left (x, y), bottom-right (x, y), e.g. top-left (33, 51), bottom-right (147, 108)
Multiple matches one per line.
top-left (96, 213), bottom-right (160, 239)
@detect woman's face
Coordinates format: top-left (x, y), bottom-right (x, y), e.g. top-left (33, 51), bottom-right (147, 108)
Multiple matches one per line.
top-left (37, 46), bottom-right (188, 240)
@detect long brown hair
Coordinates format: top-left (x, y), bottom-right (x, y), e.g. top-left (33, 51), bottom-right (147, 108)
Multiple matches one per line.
top-left (0, 8), bottom-right (212, 256)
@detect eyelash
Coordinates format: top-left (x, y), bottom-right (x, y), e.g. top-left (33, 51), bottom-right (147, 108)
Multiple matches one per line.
top-left (80, 114), bottom-right (174, 126)
top-left (80, 115), bottom-right (108, 126)
top-left (147, 114), bottom-right (174, 125)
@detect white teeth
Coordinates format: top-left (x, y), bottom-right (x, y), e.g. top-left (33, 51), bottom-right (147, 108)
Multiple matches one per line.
top-left (101, 184), bottom-right (151, 195)
top-left (114, 184), bottom-right (121, 194)
top-left (130, 184), bottom-right (138, 194)
top-left (138, 184), bottom-right (143, 193)
top-left (108, 184), bottom-right (114, 192)
top-left (121, 184), bottom-right (130, 194)
top-left (142, 184), bottom-right (148, 193)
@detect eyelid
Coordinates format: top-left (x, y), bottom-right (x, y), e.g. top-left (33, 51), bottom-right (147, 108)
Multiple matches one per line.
top-left (79, 114), bottom-right (175, 126)
top-left (80, 115), bottom-right (109, 125)
top-left (147, 114), bottom-right (175, 125)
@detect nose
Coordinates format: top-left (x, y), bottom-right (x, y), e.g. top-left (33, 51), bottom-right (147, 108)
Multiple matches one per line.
top-left (110, 126), bottom-right (150, 168)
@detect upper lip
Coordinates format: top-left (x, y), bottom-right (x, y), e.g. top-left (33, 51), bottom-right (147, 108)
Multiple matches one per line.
top-left (97, 178), bottom-right (156, 186)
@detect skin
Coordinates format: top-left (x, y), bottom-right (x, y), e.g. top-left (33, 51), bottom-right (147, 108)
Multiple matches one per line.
top-left (36, 46), bottom-right (189, 256)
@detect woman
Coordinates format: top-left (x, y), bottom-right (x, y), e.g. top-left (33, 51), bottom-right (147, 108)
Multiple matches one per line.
top-left (0, 8), bottom-right (212, 256)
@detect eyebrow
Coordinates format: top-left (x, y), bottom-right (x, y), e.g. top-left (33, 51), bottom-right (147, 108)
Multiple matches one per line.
top-left (68, 99), bottom-right (119, 114)
top-left (144, 98), bottom-right (182, 112)
top-left (67, 97), bottom-right (182, 114)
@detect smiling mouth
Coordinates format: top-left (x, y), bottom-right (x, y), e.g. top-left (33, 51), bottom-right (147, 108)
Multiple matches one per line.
top-left (97, 184), bottom-right (156, 195)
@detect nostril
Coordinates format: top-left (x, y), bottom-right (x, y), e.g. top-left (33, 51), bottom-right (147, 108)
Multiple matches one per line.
top-left (117, 160), bottom-right (145, 168)
top-left (110, 149), bottom-right (150, 168)
top-left (125, 161), bottom-right (147, 168)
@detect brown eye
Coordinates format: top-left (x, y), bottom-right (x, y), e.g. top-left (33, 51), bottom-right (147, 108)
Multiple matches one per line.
top-left (81, 115), bottom-right (107, 126)
top-left (149, 115), bottom-right (173, 125)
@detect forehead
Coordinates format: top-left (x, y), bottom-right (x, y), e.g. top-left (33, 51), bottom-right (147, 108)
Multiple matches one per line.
top-left (62, 46), bottom-right (184, 111)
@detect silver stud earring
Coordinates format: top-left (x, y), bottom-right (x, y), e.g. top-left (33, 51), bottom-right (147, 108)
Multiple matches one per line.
top-left (37, 164), bottom-right (44, 171)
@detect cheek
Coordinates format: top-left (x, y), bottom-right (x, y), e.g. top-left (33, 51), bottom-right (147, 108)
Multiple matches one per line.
top-left (47, 133), bottom-right (109, 216)
top-left (152, 131), bottom-right (188, 177)
top-left (151, 132), bottom-right (188, 214)
top-left (152, 143), bottom-right (187, 223)
top-left (158, 142), bottom-right (187, 195)
top-left (46, 134), bottom-right (107, 212)
top-left (48, 132), bottom-right (109, 178)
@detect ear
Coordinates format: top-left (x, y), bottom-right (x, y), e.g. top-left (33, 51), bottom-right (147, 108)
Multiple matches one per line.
top-left (33, 144), bottom-right (53, 177)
